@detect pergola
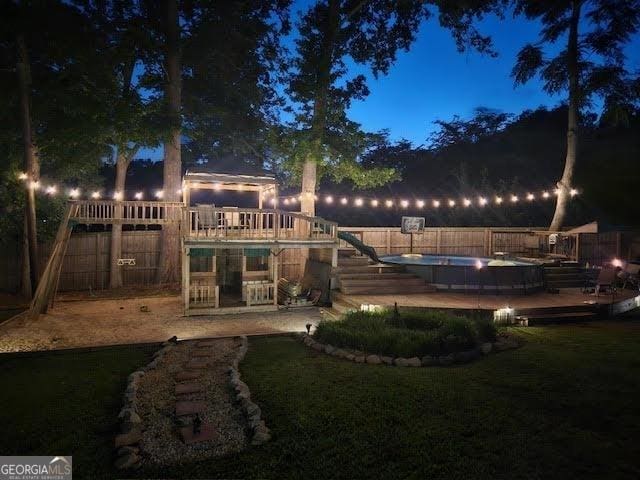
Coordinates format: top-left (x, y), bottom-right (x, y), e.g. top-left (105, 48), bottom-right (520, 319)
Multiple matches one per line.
top-left (181, 170), bottom-right (279, 208)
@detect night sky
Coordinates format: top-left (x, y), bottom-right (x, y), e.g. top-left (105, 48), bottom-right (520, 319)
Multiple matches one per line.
top-left (137, 3), bottom-right (640, 160)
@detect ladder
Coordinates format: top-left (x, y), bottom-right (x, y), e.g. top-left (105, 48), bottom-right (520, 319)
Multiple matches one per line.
top-left (29, 203), bottom-right (78, 319)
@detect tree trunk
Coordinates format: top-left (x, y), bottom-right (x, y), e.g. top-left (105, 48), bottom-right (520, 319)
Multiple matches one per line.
top-left (550, 0), bottom-right (581, 231)
top-left (21, 211), bottom-right (32, 300)
top-left (300, 0), bottom-right (340, 217)
top-left (109, 152), bottom-right (131, 289)
top-left (157, 0), bottom-right (182, 285)
top-left (16, 34), bottom-right (40, 292)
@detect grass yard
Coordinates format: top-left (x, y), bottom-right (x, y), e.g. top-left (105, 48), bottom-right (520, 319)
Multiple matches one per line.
top-left (1, 322), bottom-right (640, 479)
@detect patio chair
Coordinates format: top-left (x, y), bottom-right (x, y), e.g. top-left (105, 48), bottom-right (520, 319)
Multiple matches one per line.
top-left (619, 263), bottom-right (640, 290)
top-left (594, 267), bottom-right (617, 296)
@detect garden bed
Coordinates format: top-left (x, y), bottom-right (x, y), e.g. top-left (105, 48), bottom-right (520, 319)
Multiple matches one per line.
top-left (305, 309), bottom-right (518, 365)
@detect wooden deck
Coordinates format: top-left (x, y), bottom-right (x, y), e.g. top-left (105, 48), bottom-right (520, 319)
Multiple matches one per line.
top-left (336, 288), bottom-right (640, 314)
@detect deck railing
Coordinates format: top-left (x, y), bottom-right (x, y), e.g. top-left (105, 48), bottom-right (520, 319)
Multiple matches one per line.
top-left (185, 206), bottom-right (337, 242)
top-left (71, 200), bottom-right (184, 225)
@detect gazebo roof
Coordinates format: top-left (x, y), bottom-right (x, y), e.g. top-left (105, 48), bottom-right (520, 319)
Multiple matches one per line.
top-left (183, 170), bottom-right (277, 188)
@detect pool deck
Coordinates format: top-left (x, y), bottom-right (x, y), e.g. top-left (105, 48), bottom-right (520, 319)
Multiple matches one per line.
top-left (336, 288), bottom-right (640, 313)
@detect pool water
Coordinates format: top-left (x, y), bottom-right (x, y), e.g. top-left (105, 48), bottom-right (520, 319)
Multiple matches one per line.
top-left (381, 254), bottom-right (535, 267)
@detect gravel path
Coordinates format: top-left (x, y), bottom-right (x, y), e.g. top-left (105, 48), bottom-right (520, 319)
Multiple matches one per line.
top-left (137, 338), bottom-right (247, 466)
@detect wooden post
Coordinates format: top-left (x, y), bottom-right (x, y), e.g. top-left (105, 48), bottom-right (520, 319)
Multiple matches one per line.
top-left (182, 245), bottom-right (190, 315)
top-left (272, 248), bottom-right (278, 306)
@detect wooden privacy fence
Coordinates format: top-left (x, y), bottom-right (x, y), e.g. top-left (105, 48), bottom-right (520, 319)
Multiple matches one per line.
top-left (2, 227), bottom-right (639, 293)
top-left (337, 226), bottom-right (555, 258)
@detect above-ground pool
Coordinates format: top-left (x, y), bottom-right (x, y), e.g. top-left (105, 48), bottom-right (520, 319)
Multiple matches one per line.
top-left (381, 254), bottom-right (544, 294)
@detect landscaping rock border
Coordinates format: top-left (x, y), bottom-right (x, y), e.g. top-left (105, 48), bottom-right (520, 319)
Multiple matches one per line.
top-left (113, 343), bottom-right (175, 470)
top-left (227, 336), bottom-right (271, 446)
top-left (297, 331), bottom-right (520, 367)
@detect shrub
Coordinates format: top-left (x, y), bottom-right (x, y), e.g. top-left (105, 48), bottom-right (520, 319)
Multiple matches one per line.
top-left (314, 309), bottom-right (494, 357)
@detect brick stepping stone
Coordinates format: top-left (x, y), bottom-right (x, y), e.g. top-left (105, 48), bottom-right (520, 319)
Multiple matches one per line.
top-left (175, 382), bottom-right (204, 395)
top-left (175, 371), bottom-right (201, 382)
top-left (175, 400), bottom-right (207, 416)
top-left (185, 359), bottom-right (209, 370)
top-left (180, 423), bottom-right (218, 444)
top-left (196, 340), bottom-right (217, 347)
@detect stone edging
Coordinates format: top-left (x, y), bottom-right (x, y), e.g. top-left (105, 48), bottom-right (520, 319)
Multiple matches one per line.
top-left (227, 335), bottom-right (271, 446)
top-left (113, 342), bottom-right (175, 470)
top-left (297, 332), bottom-right (520, 367)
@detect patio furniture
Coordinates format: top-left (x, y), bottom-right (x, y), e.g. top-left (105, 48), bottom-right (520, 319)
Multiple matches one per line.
top-left (594, 267), bottom-right (617, 296)
top-left (619, 263), bottom-right (640, 290)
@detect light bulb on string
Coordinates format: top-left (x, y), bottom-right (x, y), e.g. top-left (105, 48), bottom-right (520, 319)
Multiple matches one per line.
top-left (340, 197), bottom-right (348, 205)
top-left (354, 198), bottom-right (363, 207)
top-left (527, 193), bottom-right (535, 201)
top-left (448, 199), bottom-right (455, 207)
top-left (416, 200), bottom-right (425, 208)
top-left (495, 196), bottom-right (503, 205)
top-left (479, 197), bottom-right (487, 206)
top-left (433, 200), bottom-right (440, 208)
top-left (510, 195), bottom-right (518, 203)
top-left (463, 198), bottom-right (472, 207)
top-left (542, 191), bottom-right (550, 199)
top-left (385, 200), bottom-right (393, 208)
top-left (400, 200), bottom-right (409, 208)
top-left (134, 192), bottom-right (143, 200)
top-left (325, 196), bottom-right (333, 204)
top-left (371, 199), bottom-right (378, 207)
top-left (91, 191), bottom-right (101, 199)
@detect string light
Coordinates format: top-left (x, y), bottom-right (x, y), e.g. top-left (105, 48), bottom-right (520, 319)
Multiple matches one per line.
top-left (69, 188), bottom-right (80, 199)
top-left (448, 199), bottom-right (456, 207)
top-left (290, 197), bottom-right (297, 204)
top-left (371, 199), bottom-right (379, 207)
top-left (570, 188), bottom-right (578, 196)
top-left (113, 191), bottom-right (123, 200)
top-left (416, 200), bottom-right (425, 208)
top-left (433, 200), bottom-right (440, 208)
top-left (134, 192), bottom-right (143, 200)
top-left (355, 198), bottom-right (363, 207)
top-left (18, 172), bottom-right (28, 180)
top-left (400, 200), bottom-right (409, 208)
top-left (45, 186), bottom-right (57, 195)
top-left (91, 191), bottom-right (101, 199)
top-left (542, 191), bottom-right (550, 199)
top-left (29, 180), bottom-right (40, 190)
top-left (340, 197), bottom-right (348, 205)
top-left (479, 197), bottom-right (488, 206)
top-left (553, 188), bottom-right (560, 195)
top-left (463, 198), bottom-right (472, 207)
top-left (495, 196), bottom-right (503, 205)
top-left (176, 188), bottom-right (182, 195)
top-left (325, 196), bottom-right (333, 204)
top-left (527, 193), bottom-right (535, 201)
top-left (283, 198), bottom-right (290, 205)
top-left (155, 190), bottom-right (164, 199)
top-left (385, 200), bottom-right (393, 208)
top-left (510, 195), bottom-right (518, 203)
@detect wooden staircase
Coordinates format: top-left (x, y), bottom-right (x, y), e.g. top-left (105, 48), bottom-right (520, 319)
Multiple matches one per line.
top-left (334, 255), bottom-right (436, 295)
top-left (543, 264), bottom-right (598, 289)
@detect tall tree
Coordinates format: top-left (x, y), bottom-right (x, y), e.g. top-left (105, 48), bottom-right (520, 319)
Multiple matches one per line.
top-left (157, 0), bottom-right (182, 284)
top-left (512, 0), bottom-right (640, 230)
top-left (286, 0), bottom-right (500, 215)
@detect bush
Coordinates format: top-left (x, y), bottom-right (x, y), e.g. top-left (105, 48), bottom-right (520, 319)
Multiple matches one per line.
top-left (313, 309), bottom-right (496, 357)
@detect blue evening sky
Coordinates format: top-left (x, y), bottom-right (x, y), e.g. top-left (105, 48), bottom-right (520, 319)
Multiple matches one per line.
top-left (137, 4), bottom-right (640, 160)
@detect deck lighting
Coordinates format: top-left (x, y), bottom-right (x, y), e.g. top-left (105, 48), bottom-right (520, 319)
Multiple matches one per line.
top-left (463, 198), bottom-right (472, 207)
top-left (69, 188), bottom-right (80, 199)
top-left (527, 193), bottom-right (535, 201)
top-left (91, 191), bottom-right (101, 199)
top-left (400, 200), bottom-right (409, 208)
top-left (433, 200), bottom-right (440, 208)
top-left (495, 196), bottom-right (503, 205)
top-left (355, 198), bottom-right (363, 206)
top-left (475, 259), bottom-right (483, 270)
top-left (416, 200), bottom-right (425, 208)
top-left (448, 199), bottom-right (456, 207)
top-left (511, 195), bottom-right (518, 203)
top-left (542, 191), bottom-right (550, 199)
top-left (340, 197), bottom-right (348, 205)
top-left (155, 190), bottom-right (164, 199)
top-left (325, 196), bottom-right (333, 204)
top-left (371, 199), bottom-right (378, 207)
top-left (612, 258), bottom-right (623, 268)
top-left (385, 200), bottom-right (393, 208)
top-left (479, 197), bottom-right (487, 206)
top-left (134, 192), bottom-right (143, 200)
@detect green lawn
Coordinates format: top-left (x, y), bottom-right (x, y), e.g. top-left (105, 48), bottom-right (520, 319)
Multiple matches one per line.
top-left (1, 323), bottom-right (640, 479)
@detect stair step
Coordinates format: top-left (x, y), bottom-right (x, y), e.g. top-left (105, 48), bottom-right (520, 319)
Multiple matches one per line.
top-left (340, 277), bottom-right (427, 287)
top-left (340, 284), bottom-right (436, 295)
top-left (521, 311), bottom-right (598, 325)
